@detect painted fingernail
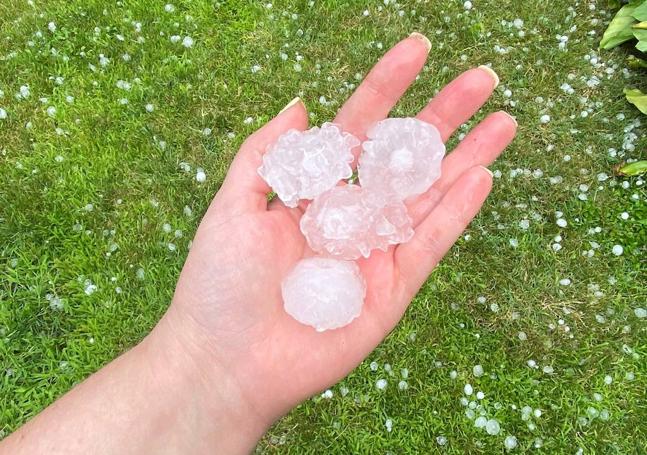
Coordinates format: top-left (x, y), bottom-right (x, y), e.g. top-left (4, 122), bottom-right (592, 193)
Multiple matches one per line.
top-left (279, 97), bottom-right (303, 114)
top-left (478, 65), bottom-right (499, 89)
top-left (409, 32), bottom-right (431, 52)
top-left (500, 110), bottom-right (518, 127)
top-left (479, 165), bottom-right (494, 178)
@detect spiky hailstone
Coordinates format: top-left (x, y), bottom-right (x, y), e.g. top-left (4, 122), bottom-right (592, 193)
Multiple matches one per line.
top-left (359, 118), bottom-right (445, 201)
top-left (281, 257), bottom-right (366, 332)
top-left (258, 123), bottom-right (359, 207)
top-left (300, 184), bottom-right (414, 260)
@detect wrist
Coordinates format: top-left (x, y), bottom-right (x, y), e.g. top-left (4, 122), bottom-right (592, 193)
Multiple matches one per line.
top-left (140, 306), bottom-right (271, 454)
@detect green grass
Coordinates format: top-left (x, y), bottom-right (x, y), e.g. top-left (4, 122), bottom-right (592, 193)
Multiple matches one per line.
top-left (1, 0), bottom-right (646, 452)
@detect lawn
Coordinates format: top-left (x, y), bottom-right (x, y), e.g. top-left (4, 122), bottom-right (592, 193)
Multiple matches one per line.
top-left (1, 0), bottom-right (645, 453)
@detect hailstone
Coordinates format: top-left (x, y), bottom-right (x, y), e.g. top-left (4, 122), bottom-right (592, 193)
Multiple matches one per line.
top-left (282, 257), bottom-right (366, 331)
top-left (300, 184), bottom-right (414, 260)
top-left (359, 117), bottom-right (445, 200)
top-left (258, 122), bottom-right (359, 207)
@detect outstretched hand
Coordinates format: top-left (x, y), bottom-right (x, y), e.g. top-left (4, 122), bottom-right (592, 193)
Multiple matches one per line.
top-left (161, 33), bottom-right (517, 438)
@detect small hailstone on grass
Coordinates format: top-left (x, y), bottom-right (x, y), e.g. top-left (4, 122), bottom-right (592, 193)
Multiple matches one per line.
top-left (475, 416), bottom-right (487, 428)
top-left (48, 21), bottom-right (56, 32)
top-left (556, 218), bottom-right (567, 227)
top-left (450, 370), bottom-right (458, 379)
top-left (542, 365), bottom-right (554, 374)
top-left (162, 223), bottom-right (172, 233)
top-left (182, 36), bottom-right (194, 48)
top-left (170, 35), bottom-right (181, 43)
top-left (47, 106), bottom-right (57, 117)
top-left (476, 391), bottom-right (485, 400)
top-left (504, 435), bottom-right (518, 450)
top-left (165, 3), bottom-right (175, 12)
top-left (398, 380), bottom-right (408, 390)
top-left (518, 331), bottom-right (527, 341)
top-left (559, 278), bottom-right (571, 286)
top-left (436, 435), bottom-right (447, 446)
top-left (0, 108), bottom-right (6, 120)
top-left (519, 219), bottom-right (530, 230)
top-left (635, 308), bottom-right (647, 318)
top-left (202, 127), bottom-right (212, 136)
top-left (145, 103), bottom-right (154, 112)
top-left (540, 114), bottom-right (550, 124)
top-left (376, 378), bottom-right (387, 390)
top-left (401, 368), bottom-right (409, 379)
top-left (195, 169), bottom-right (206, 183)
top-left (463, 1), bottom-right (473, 10)
top-left (370, 361), bottom-right (378, 371)
top-left (322, 389), bottom-right (333, 399)
top-left (527, 359), bottom-right (537, 368)
top-left (385, 418), bottom-right (393, 432)
top-left (612, 245), bottom-right (623, 256)
top-left (509, 238), bottom-right (519, 248)
top-left (485, 419), bottom-right (501, 435)
top-left (473, 365), bottom-right (484, 377)
top-left (464, 383), bottom-right (473, 396)
top-left (604, 375), bottom-right (613, 385)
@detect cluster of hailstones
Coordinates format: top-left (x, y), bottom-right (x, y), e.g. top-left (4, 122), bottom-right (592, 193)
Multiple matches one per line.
top-left (258, 118), bottom-right (445, 331)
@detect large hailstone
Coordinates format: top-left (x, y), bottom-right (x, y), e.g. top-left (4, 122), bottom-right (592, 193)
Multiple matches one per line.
top-left (257, 123), bottom-right (359, 207)
top-left (358, 117), bottom-right (446, 200)
top-left (300, 184), bottom-right (414, 260)
top-left (282, 257), bottom-right (366, 331)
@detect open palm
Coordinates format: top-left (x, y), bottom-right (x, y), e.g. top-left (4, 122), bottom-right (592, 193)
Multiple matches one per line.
top-left (166, 34), bottom-right (517, 425)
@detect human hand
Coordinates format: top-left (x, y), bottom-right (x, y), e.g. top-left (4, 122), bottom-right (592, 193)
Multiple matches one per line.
top-left (152, 33), bottom-right (517, 449)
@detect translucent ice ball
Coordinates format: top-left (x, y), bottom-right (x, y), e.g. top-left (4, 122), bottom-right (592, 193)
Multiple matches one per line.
top-left (258, 123), bottom-right (359, 207)
top-left (358, 117), bottom-right (446, 200)
top-left (300, 184), bottom-right (414, 260)
top-left (282, 257), bottom-right (366, 332)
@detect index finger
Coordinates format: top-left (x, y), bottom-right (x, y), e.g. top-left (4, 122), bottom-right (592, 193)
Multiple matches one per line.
top-left (334, 33), bottom-right (431, 144)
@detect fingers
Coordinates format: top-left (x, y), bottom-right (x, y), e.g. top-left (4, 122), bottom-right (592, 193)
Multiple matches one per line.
top-left (406, 110), bottom-right (517, 226)
top-left (217, 98), bottom-right (309, 213)
top-left (334, 33), bottom-right (431, 144)
top-left (395, 166), bottom-right (493, 299)
top-left (417, 66), bottom-right (499, 142)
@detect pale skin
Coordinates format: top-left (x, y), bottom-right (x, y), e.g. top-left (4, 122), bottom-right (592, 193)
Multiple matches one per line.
top-left (1, 33), bottom-right (517, 454)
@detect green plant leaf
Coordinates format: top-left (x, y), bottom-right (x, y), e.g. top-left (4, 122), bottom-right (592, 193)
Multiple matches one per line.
top-left (627, 54), bottom-right (647, 68)
top-left (632, 1), bottom-right (647, 21)
top-left (633, 29), bottom-right (647, 51)
top-left (600, 3), bottom-right (637, 49)
top-left (618, 161), bottom-right (647, 176)
top-left (601, 3), bottom-right (639, 49)
top-left (624, 87), bottom-right (647, 114)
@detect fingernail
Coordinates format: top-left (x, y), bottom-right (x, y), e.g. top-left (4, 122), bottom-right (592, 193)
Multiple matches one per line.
top-left (478, 65), bottom-right (499, 89)
top-left (279, 97), bottom-right (302, 114)
top-left (479, 165), bottom-right (494, 178)
top-left (409, 32), bottom-right (431, 52)
top-left (500, 110), bottom-right (518, 127)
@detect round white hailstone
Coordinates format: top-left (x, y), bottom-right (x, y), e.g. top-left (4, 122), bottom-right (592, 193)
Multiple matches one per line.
top-left (464, 383), bottom-right (474, 396)
top-left (164, 3), bottom-right (175, 12)
top-left (540, 114), bottom-right (550, 124)
top-left (559, 278), bottom-right (571, 286)
top-left (463, 1), bottom-right (473, 10)
top-left (202, 127), bottom-right (212, 136)
top-left (635, 308), bottom-right (647, 318)
top-left (599, 409), bottom-right (610, 421)
top-left (542, 365), bottom-right (554, 374)
top-left (556, 218), bottom-right (567, 227)
top-left (485, 419), bottom-right (501, 435)
top-left (612, 244), bottom-right (623, 256)
top-left (195, 169), bottom-right (206, 183)
top-left (473, 364), bottom-right (484, 377)
top-left (534, 409), bottom-right (542, 418)
top-left (170, 35), bottom-right (181, 43)
top-left (182, 36), bottom-right (194, 48)
top-left (385, 418), bottom-right (393, 432)
top-left (162, 223), bottom-right (172, 233)
top-left (145, 103), bottom-right (154, 112)
top-left (587, 407), bottom-right (599, 419)
top-left (527, 359), bottom-right (537, 368)
top-left (621, 212), bottom-right (629, 220)
top-left (474, 416), bottom-right (488, 428)
top-left (476, 391), bottom-right (485, 400)
top-left (518, 331), bottom-right (527, 341)
top-left (300, 184), bottom-right (413, 260)
top-left (0, 108), bottom-right (6, 119)
top-left (359, 118), bottom-right (445, 201)
top-left (258, 123), bottom-right (358, 208)
top-left (398, 380), bottom-right (408, 390)
top-left (436, 435), bottom-right (448, 446)
top-left (370, 361), bottom-right (378, 371)
top-left (401, 368), bottom-right (409, 379)
top-left (48, 21), bottom-right (56, 32)
top-left (322, 389), bottom-right (333, 399)
top-left (504, 435), bottom-right (518, 450)
top-left (519, 219), bottom-right (530, 230)
top-left (509, 238), bottom-right (519, 248)
top-left (460, 397), bottom-right (469, 406)
top-left (513, 18), bottom-right (524, 28)
top-left (450, 370), bottom-right (458, 380)
top-left (376, 378), bottom-right (388, 390)
top-left (47, 106), bottom-right (57, 117)
top-left (604, 375), bottom-right (613, 385)
top-left (282, 257), bottom-right (366, 332)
